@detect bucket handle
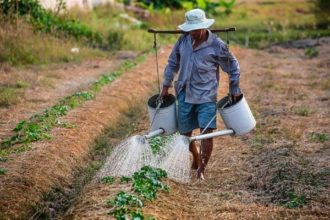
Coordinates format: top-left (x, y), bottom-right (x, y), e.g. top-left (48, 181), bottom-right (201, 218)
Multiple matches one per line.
top-left (147, 97), bottom-right (163, 133)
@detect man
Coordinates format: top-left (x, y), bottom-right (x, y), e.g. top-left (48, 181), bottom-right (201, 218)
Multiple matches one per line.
top-left (160, 8), bottom-right (242, 180)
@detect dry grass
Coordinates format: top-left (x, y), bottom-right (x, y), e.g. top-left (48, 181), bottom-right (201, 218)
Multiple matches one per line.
top-left (0, 19), bottom-right (105, 66)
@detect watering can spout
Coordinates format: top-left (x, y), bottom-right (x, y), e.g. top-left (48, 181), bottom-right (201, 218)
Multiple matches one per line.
top-left (189, 129), bottom-right (234, 142)
top-left (144, 128), bottom-right (165, 139)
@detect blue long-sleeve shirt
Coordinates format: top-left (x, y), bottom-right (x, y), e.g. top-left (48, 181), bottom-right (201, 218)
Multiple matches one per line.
top-left (163, 29), bottom-right (241, 104)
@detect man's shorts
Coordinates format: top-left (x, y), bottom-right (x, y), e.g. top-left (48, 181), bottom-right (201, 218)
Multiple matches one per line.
top-left (177, 89), bottom-right (217, 134)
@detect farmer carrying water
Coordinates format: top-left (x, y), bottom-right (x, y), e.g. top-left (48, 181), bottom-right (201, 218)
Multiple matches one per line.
top-left (160, 8), bottom-right (242, 180)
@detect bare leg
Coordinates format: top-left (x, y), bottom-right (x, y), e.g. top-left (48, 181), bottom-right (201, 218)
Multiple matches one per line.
top-left (197, 128), bottom-right (213, 179)
top-left (182, 131), bottom-right (200, 170)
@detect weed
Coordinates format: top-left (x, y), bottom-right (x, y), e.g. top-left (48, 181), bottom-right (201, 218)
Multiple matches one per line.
top-left (16, 80), bottom-right (30, 88)
top-left (0, 169), bottom-right (7, 175)
top-left (120, 176), bottom-right (132, 183)
top-left (304, 47), bottom-right (319, 58)
top-left (282, 192), bottom-right (306, 209)
top-left (321, 79), bottom-right (330, 90)
top-left (0, 88), bottom-right (21, 107)
top-left (308, 132), bottom-right (328, 142)
top-left (102, 177), bottom-right (115, 184)
top-left (261, 83), bottom-right (274, 90)
top-left (294, 107), bottom-right (311, 117)
top-left (282, 72), bottom-right (295, 78)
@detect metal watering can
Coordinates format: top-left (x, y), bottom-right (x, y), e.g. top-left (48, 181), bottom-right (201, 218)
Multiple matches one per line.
top-left (145, 93), bottom-right (256, 141)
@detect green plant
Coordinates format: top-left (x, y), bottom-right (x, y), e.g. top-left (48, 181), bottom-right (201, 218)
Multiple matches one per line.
top-left (0, 169), bottom-right (7, 175)
top-left (148, 135), bottom-right (173, 154)
top-left (308, 132), bottom-right (328, 142)
top-left (0, 88), bottom-right (21, 107)
top-left (135, 0), bottom-right (231, 14)
top-left (102, 176), bottom-right (115, 184)
top-left (16, 80), bottom-right (30, 88)
top-left (218, 0), bottom-right (236, 15)
top-left (107, 31), bottom-right (126, 51)
top-left (106, 166), bottom-right (169, 219)
top-left (120, 176), bottom-right (132, 183)
top-left (304, 47), bottom-right (319, 58)
top-left (0, 0), bottom-right (102, 45)
top-left (294, 107), bottom-right (311, 117)
top-left (282, 192), bottom-right (306, 209)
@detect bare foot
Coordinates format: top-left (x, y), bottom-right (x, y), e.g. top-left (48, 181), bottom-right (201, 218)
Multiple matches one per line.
top-left (196, 168), bottom-right (205, 180)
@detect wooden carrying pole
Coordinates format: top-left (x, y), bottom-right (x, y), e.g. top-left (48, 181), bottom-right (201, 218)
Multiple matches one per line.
top-left (148, 27), bottom-right (236, 34)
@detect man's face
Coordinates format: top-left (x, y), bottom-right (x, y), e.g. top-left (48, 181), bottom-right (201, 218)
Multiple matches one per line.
top-left (189, 29), bottom-right (206, 41)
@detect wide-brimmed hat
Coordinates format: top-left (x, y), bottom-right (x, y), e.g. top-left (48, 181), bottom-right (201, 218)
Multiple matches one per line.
top-left (178, 9), bottom-right (214, 32)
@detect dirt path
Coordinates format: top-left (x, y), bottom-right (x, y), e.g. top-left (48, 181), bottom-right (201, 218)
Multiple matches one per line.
top-left (0, 44), bottom-right (329, 219)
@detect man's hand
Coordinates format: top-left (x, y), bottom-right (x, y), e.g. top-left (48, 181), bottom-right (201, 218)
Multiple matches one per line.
top-left (160, 86), bottom-right (170, 102)
top-left (231, 94), bottom-right (243, 104)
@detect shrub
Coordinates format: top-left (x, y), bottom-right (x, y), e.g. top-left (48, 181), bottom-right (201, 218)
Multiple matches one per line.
top-left (314, 0), bottom-right (330, 28)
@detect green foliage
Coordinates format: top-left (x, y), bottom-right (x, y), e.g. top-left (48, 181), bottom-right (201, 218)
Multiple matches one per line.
top-left (282, 192), bottom-right (306, 209)
top-left (102, 176), bottom-right (115, 184)
top-left (308, 132), bottom-right (328, 143)
top-left (304, 47), bottom-right (319, 58)
top-left (106, 166), bottom-right (169, 219)
top-left (132, 166), bottom-right (169, 200)
top-left (148, 135), bottom-right (173, 154)
top-left (136, 0), bottom-right (234, 14)
top-left (0, 88), bottom-right (21, 107)
top-left (106, 31), bottom-right (125, 51)
top-left (0, 0), bottom-right (43, 16)
top-left (218, 0), bottom-right (236, 15)
top-left (0, 0), bottom-right (103, 46)
top-left (16, 80), bottom-right (30, 88)
top-left (294, 107), bottom-right (311, 117)
top-left (314, 0), bottom-right (330, 27)
top-left (0, 169), bottom-right (7, 175)
top-left (120, 176), bottom-right (133, 183)
top-left (136, 0), bottom-right (184, 11)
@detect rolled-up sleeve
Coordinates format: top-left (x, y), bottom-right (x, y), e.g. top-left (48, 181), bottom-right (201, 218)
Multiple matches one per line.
top-left (216, 44), bottom-right (241, 94)
top-left (163, 42), bottom-right (181, 86)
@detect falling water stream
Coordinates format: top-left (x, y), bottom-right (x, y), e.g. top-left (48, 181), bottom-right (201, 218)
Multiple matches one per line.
top-left (155, 135), bottom-right (191, 183)
top-left (94, 134), bottom-right (192, 183)
top-left (94, 135), bottom-right (153, 181)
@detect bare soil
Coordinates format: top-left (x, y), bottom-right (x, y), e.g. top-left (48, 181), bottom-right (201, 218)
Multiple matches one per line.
top-left (0, 44), bottom-right (329, 219)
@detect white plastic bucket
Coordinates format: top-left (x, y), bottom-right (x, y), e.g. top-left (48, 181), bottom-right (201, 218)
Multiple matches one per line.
top-left (217, 94), bottom-right (256, 136)
top-left (147, 94), bottom-right (178, 136)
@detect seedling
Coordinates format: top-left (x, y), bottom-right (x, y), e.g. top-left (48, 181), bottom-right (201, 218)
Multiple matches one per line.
top-left (282, 193), bottom-right (306, 209)
top-left (308, 132), bottom-right (328, 142)
top-left (102, 177), bottom-right (115, 184)
top-left (106, 166), bottom-right (169, 219)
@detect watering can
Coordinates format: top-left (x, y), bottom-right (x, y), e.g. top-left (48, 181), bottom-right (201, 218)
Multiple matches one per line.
top-left (145, 93), bottom-right (256, 140)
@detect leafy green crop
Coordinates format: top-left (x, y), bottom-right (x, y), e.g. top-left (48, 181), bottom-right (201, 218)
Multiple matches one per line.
top-left (106, 166), bottom-right (169, 219)
top-left (282, 192), bottom-right (306, 209)
top-left (102, 177), bottom-right (115, 184)
top-left (0, 55), bottom-right (143, 153)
